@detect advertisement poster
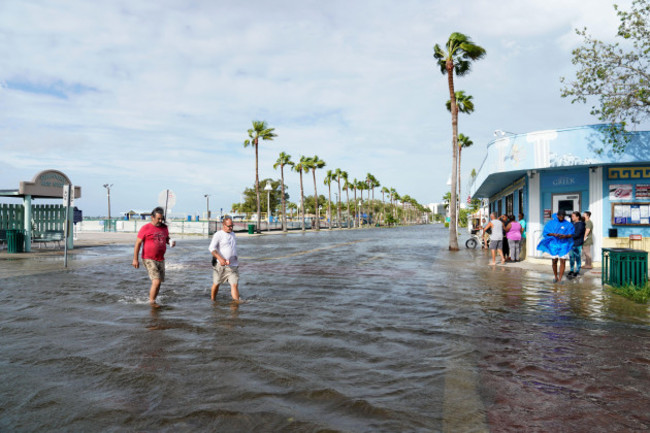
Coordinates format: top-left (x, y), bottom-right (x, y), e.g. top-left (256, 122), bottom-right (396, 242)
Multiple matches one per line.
top-left (610, 184), bottom-right (633, 200)
top-left (631, 204), bottom-right (641, 224)
top-left (636, 184), bottom-right (650, 199)
top-left (614, 204), bottom-right (631, 224)
top-left (642, 205), bottom-right (650, 224)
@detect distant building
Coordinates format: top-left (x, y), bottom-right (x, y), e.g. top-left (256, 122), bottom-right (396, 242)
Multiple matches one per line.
top-left (469, 124), bottom-right (650, 262)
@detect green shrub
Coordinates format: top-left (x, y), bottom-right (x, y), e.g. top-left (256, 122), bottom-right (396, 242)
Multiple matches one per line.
top-left (608, 282), bottom-right (650, 304)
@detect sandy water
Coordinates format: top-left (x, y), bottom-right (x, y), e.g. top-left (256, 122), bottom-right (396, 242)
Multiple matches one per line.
top-left (1, 225), bottom-right (649, 432)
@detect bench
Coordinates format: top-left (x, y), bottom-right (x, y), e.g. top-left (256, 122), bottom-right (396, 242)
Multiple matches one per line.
top-left (32, 230), bottom-right (65, 249)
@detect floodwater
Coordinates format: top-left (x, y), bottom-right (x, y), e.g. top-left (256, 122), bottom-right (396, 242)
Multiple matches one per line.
top-left (1, 225), bottom-right (649, 432)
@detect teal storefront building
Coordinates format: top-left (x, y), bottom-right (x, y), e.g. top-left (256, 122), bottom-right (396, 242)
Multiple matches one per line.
top-left (469, 125), bottom-right (650, 263)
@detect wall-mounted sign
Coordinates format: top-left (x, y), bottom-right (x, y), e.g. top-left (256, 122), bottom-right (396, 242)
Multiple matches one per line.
top-left (612, 203), bottom-right (650, 225)
top-left (609, 184), bottom-right (633, 200)
top-left (636, 184), bottom-right (650, 199)
top-left (544, 209), bottom-right (552, 220)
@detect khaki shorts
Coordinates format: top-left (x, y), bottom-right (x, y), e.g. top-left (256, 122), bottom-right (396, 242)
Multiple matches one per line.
top-left (213, 265), bottom-right (239, 286)
top-left (143, 259), bottom-right (165, 282)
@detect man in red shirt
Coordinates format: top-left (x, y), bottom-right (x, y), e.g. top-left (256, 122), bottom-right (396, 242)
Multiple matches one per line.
top-left (132, 207), bottom-right (175, 303)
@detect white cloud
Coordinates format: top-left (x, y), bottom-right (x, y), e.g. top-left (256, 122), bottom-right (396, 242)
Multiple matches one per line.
top-left (0, 0), bottom-right (642, 215)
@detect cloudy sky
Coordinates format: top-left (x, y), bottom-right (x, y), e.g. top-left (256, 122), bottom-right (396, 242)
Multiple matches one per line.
top-left (0, 0), bottom-right (636, 217)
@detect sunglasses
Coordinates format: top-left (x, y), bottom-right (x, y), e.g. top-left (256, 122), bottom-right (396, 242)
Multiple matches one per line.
top-left (225, 225), bottom-right (234, 228)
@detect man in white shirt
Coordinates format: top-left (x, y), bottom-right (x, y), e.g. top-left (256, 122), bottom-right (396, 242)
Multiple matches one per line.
top-left (208, 217), bottom-right (240, 301)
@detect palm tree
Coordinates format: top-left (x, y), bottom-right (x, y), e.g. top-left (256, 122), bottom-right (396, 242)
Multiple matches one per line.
top-left (304, 156), bottom-right (326, 231)
top-left (446, 91), bottom-right (475, 209)
top-left (335, 168), bottom-right (343, 228)
top-left (457, 133), bottom-right (474, 207)
top-left (434, 32), bottom-right (486, 250)
top-left (243, 120), bottom-right (277, 233)
top-left (351, 178), bottom-right (359, 228)
top-left (273, 152), bottom-right (294, 232)
top-left (324, 169), bottom-right (335, 230)
top-left (293, 156), bottom-right (309, 231)
top-left (342, 172), bottom-right (352, 228)
top-left (366, 173), bottom-right (380, 226)
top-left (356, 180), bottom-right (367, 227)
top-left (381, 186), bottom-right (390, 225)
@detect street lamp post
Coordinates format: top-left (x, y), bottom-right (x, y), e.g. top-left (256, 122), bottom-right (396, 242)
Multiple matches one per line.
top-left (103, 184), bottom-right (113, 220)
top-left (204, 194), bottom-right (211, 220)
top-left (334, 192), bottom-right (339, 228)
top-left (264, 181), bottom-right (273, 233)
top-left (358, 200), bottom-right (362, 228)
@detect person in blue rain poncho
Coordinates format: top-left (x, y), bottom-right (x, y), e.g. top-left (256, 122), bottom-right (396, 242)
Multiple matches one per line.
top-left (537, 210), bottom-right (575, 283)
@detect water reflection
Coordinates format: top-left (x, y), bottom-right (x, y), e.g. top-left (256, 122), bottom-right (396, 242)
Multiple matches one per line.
top-left (1, 225), bottom-right (649, 432)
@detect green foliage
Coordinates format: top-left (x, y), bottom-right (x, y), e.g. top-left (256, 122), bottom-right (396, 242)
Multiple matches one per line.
top-left (560, 0), bottom-right (650, 153)
top-left (384, 214), bottom-right (397, 226)
top-left (608, 281), bottom-right (650, 304)
top-left (458, 208), bottom-right (470, 228)
top-left (236, 178), bottom-right (288, 213)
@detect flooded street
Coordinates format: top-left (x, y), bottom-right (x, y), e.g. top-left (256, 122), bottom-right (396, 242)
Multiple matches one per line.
top-left (1, 225), bottom-right (649, 432)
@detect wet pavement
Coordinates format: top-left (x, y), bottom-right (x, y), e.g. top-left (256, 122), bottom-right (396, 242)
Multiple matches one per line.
top-left (1, 225), bottom-right (649, 432)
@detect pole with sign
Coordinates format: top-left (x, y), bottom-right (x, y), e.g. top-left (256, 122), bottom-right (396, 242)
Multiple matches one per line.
top-left (63, 184), bottom-right (73, 267)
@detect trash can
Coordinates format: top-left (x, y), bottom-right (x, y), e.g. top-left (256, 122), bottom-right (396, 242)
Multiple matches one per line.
top-left (247, 224), bottom-right (255, 234)
top-left (7, 229), bottom-right (24, 253)
top-left (602, 248), bottom-right (648, 287)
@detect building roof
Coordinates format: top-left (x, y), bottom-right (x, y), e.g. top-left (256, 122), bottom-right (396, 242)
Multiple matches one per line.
top-left (469, 125), bottom-right (650, 199)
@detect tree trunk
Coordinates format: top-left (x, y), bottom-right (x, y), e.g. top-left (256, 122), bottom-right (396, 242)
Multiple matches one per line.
top-left (447, 59), bottom-right (459, 250)
top-left (337, 177), bottom-right (342, 228)
top-left (327, 182), bottom-right (332, 230)
top-left (255, 139), bottom-right (261, 234)
top-left (458, 146), bottom-right (462, 219)
top-left (346, 188), bottom-right (351, 229)
top-left (353, 188), bottom-right (357, 228)
top-left (299, 171), bottom-right (305, 231)
top-left (312, 169), bottom-right (320, 231)
top-left (281, 166), bottom-right (287, 232)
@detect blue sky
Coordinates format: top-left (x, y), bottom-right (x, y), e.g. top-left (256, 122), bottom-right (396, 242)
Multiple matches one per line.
top-left (0, 0), bottom-right (642, 217)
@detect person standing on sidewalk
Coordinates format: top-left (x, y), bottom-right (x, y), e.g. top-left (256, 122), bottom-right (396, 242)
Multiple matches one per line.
top-left (518, 212), bottom-right (527, 260)
top-left (505, 214), bottom-right (523, 262)
top-left (582, 211), bottom-right (594, 269)
top-left (484, 212), bottom-right (506, 265)
top-left (568, 211), bottom-right (586, 278)
top-left (132, 207), bottom-right (176, 303)
top-left (209, 216), bottom-right (241, 302)
top-left (537, 210), bottom-right (574, 283)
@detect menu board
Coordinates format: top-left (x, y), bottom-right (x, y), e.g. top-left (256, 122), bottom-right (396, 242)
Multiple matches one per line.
top-left (612, 203), bottom-right (650, 225)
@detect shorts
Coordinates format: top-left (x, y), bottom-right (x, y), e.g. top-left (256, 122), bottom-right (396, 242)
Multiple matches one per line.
top-left (143, 259), bottom-right (165, 281)
top-left (213, 265), bottom-right (239, 286)
top-left (489, 239), bottom-right (503, 250)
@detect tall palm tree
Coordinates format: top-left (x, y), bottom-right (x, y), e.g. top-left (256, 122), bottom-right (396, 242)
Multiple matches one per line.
top-left (457, 133), bottom-right (474, 207)
top-left (446, 91), bottom-right (475, 209)
top-left (243, 120), bottom-right (277, 233)
top-left (366, 173), bottom-right (380, 226)
top-left (335, 168), bottom-right (343, 228)
top-left (351, 178), bottom-right (359, 228)
top-left (293, 156), bottom-right (309, 231)
top-left (342, 172), bottom-right (352, 228)
top-left (434, 32), bottom-right (486, 250)
top-left (381, 186), bottom-right (390, 225)
top-left (324, 169), bottom-right (335, 230)
top-left (304, 155), bottom-right (326, 231)
top-left (273, 152), bottom-right (294, 232)
top-left (356, 180), bottom-right (367, 227)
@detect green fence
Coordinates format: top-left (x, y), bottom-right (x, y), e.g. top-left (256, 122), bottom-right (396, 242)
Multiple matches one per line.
top-left (602, 248), bottom-right (649, 287)
top-left (0, 204), bottom-right (25, 230)
top-left (32, 204), bottom-right (66, 238)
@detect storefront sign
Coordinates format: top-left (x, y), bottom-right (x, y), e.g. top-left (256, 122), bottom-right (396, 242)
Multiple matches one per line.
top-left (609, 184), bottom-right (632, 200)
top-left (636, 184), bottom-right (650, 199)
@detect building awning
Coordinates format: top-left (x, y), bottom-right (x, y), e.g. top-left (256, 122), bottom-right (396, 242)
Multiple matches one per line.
top-left (472, 169), bottom-right (529, 198)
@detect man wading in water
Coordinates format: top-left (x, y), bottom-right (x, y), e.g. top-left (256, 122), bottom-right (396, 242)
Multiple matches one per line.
top-left (208, 216), bottom-right (241, 302)
top-left (132, 207), bottom-right (175, 303)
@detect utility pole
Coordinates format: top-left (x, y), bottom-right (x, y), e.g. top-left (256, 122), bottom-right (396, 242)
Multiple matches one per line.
top-left (204, 194), bottom-right (211, 220)
top-left (103, 184), bottom-right (113, 220)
